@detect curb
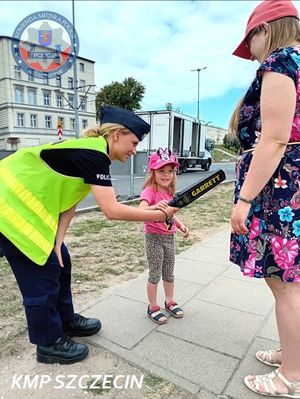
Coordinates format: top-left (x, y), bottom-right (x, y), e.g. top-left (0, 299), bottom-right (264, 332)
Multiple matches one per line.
top-left (75, 180), bottom-right (235, 216)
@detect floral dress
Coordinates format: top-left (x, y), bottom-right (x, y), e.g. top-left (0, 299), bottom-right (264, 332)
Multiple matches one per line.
top-left (230, 46), bottom-right (300, 282)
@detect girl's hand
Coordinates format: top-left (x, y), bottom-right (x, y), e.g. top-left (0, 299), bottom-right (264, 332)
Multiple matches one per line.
top-left (155, 200), bottom-right (169, 210)
top-left (178, 224), bottom-right (189, 238)
top-left (230, 201), bottom-right (251, 235)
top-left (54, 242), bottom-right (64, 268)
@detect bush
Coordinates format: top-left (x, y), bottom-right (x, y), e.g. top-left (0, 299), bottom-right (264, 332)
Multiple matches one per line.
top-left (223, 133), bottom-right (240, 152)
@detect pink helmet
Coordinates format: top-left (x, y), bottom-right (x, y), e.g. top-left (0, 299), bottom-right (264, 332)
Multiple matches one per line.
top-left (148, 148), bottom-right (180, 171)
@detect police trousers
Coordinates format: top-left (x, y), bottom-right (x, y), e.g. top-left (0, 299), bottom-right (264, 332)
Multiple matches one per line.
top-left (0, 234), bottom-right (74, 345)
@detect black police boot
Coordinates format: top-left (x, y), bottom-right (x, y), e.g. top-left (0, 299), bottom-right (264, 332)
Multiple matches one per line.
top-left (36, 336), bottom-right (89, 364)
top-left (63, 313), bottom-right (102, 337)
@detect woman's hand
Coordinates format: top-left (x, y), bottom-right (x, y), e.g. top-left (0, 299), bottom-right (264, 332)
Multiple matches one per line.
top-left (230, 201), bottom-right (251, 235)
top-left (54, 242), bottom-right (64, 268)
top-left (178, 223), bottom-right (189, 238)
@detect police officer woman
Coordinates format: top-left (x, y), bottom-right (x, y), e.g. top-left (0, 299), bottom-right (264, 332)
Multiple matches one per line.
top-left (0, 106), bottom-right (177, 365)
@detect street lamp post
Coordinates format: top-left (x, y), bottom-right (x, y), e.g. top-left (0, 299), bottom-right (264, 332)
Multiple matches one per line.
top-left (72, 0), bottom-right (79, 138)
top-left (191, 66), bottom-right (207, 121)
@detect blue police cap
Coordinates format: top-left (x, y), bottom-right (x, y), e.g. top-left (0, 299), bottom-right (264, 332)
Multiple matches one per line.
top-left (100, 106), bottom-right (150, 141)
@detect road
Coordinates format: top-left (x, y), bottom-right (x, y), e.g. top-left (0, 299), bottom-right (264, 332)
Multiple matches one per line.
top-left (78, 162), bottom-right (235, 210)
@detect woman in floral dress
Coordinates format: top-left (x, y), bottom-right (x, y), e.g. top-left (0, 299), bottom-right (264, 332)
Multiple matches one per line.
top-left (230, 0), bottom-right (300, 397)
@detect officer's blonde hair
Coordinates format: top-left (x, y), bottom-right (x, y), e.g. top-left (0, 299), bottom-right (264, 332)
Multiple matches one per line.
top-left (82, 123), bottom-right (131, 138)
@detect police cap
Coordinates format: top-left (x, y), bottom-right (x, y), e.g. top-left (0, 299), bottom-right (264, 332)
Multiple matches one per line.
top-left (100, 106), bottom-right (150, 141)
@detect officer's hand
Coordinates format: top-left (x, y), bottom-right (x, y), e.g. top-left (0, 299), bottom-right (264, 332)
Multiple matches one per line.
top-left (54, 242), bottom-right (64, 268)
top-left (165, 206), bottom-right (179, 218)
top-left (155, 200), bottom-right (168, 210)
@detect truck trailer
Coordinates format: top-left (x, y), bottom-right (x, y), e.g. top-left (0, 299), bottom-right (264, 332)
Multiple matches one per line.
top-left (135, 110), bottom-right (212, 173)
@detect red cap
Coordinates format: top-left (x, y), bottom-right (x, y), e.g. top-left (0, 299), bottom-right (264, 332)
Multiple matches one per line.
top-left (233, 0), bottom-right (299, 60)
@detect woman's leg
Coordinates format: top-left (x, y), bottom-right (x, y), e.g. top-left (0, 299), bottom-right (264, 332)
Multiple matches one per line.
top-left (267, 278), bottom-right (300, 381)
top-left (247, 277), bottom-right (300, 394)
top-left (258, 277), bottom-right (282, 366)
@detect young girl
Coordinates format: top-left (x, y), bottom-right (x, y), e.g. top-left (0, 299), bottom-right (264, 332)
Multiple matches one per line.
top-left (139, 148), bottom-right (189, 324)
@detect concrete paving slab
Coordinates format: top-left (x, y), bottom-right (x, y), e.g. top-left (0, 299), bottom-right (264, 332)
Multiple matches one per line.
top-left (196, 389), bottom-right (220, 399)
top-left (175, 258), bottom-right (227, 285)
top-left (87, 334), bottom-right (201, 395)
top-left (257, 311), bottom-right (279, 343)
top-left (84, 294), bottom-right (158, 350)
top-left (222, 264), bottom-right (266, 285)
top-left (115, 274), bottom-right (205, 307)
top-left (132, 331), bottom-right (239, 395)
top-left (162, 298), bottom-right (265, 358)
top-left (195, 276), bottom-right (274, 316)
top-left (177, 247), bottom-right (231, 267)
top-left (225, 337), bottom-right (280, 399)
top-left (79, 226), bottom-right (282, 398)
top-left (197, 231), bottom-right (230, 251)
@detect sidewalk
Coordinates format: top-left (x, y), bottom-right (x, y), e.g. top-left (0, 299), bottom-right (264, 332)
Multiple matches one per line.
top-left (82, 228), bottom-right (278, 398)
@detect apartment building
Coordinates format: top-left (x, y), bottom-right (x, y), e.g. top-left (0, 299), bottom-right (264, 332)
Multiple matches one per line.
top-left (0, 36), bottom-right (96, 150)
top-left (204, 125), bottom-right (228, 145)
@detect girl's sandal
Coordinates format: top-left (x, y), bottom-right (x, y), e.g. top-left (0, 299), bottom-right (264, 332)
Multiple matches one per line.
top-left (244, 368), bottom-right (300, 398)
top-left (256, 349), bottom-right (281, 367)
top-left (147, 305), bottom-right (167, 325)
top-left (164, 300), bottom-right (183, 318)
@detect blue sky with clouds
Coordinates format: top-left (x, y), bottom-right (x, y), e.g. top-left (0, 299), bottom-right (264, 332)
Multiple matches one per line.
top-left (2, 1), bottom-right (300, 129)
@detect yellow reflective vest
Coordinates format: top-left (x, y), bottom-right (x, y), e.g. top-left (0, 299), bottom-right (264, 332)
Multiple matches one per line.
top-left (0, 137), bottom-right (108, 265)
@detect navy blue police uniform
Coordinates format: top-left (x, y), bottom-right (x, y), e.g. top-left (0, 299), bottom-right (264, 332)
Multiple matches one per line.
top-left (0, 106), bottom-right (150, 363)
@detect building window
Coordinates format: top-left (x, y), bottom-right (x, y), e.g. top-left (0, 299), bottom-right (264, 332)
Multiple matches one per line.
top-left (28, 69), bottom-right (34, 82)
top-left (30, 114), bottom-right (37, 128)
top-left (28, 89), bottom-right (37, 105)
top-left (79, 79), bottom-right (85, 91)
top-left (43, 91), bottom-right (51, 106)
top-left (14, 66), bottom-right (21, 79)
top-left (45, 115), bottom-right (52, 129)
top-left (17, 113), bottom-right (25, 127)
top-left (56, 76), bottom-right (61, 87)
top-left (7, 137), bottom-right (20, 150)
top-left (68, 95), bottom-right (74, 108)
top-left (70, 118), bottom-right (75, 130)
top-left (15, 87), bottom-right (24, 103)
top-left (68, 77), bottom-right (73, 89)
top-left (42, 74), bottom-right (49, 85)
top-left (80, 96), bottom-right (86, 111)
top-left (79, 62), bottom-right (84, 72)
top-left (56, 94), bottom-right (63, 108)
top-left (82, 119), bottom-right (88, 129)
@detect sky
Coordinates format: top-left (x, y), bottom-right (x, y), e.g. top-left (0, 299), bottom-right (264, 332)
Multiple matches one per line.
top-left (2, 0), bottom-right (300, 129)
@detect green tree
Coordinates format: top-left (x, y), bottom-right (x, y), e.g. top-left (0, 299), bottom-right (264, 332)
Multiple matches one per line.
top-left (95, 77), bottom-right (145, 116)
top-left (165, 102), bottom-right (181, 113)
top-left (223, 132), bottom-right (240, 152)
